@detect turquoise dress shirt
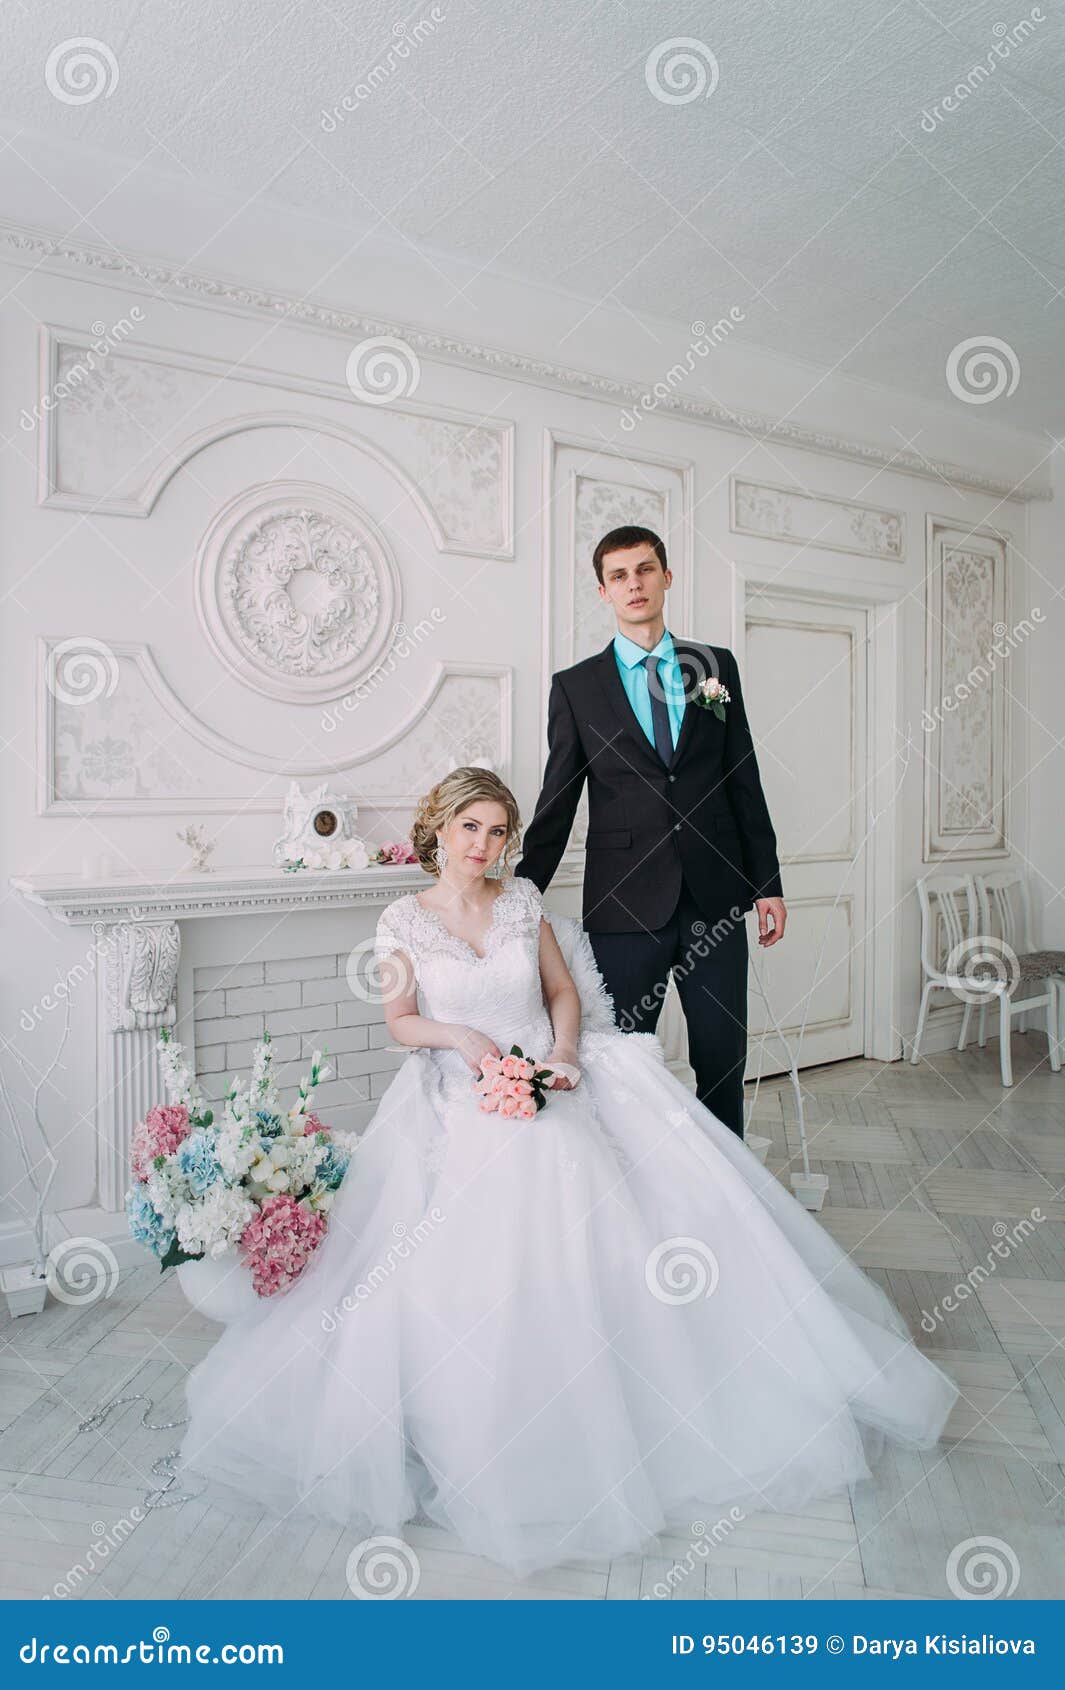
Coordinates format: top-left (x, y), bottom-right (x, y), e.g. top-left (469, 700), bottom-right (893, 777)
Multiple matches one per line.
top-left (613, 628), bottom-right (686, 751)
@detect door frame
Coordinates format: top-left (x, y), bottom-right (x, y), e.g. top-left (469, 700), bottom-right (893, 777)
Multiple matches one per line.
top-left (731, 562), bottom-right (904, 1066)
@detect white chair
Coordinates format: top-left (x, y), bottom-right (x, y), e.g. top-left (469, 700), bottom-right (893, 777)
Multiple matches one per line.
top-left (911, 873), bottom-right (981, 1067)
top-left (970, 870), bottom-right (1064, 1085)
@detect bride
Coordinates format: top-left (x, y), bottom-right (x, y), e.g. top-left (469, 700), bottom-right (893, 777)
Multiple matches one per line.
top-left (179, 766), bottom-right (959, 1579)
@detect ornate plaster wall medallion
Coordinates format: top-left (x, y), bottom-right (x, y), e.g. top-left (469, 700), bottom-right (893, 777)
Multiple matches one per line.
top-left (194, 482), bottom-right (401, 702)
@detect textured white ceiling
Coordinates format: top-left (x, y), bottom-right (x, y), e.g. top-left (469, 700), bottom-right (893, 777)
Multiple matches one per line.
top-left (4, 0), bottom-right (1065, 431)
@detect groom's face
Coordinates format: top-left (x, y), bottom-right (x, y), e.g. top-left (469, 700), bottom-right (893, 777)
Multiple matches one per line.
top-left (597, 543), bottom-right (672, 632)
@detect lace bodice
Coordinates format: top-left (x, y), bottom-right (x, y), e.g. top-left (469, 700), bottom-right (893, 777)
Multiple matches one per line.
top-left (374, 877), bottom-right (556, 1098)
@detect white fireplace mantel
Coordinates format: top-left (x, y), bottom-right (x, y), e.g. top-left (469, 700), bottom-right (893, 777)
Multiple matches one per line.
top-left (11, 863), bottom-right (430, 926)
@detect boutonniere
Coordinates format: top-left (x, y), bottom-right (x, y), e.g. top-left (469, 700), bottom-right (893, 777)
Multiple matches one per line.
top-left (693, 677), bottom-right (731, 721)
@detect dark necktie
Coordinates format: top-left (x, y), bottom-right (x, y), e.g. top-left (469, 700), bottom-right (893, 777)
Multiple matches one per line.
top-left (643, 653), bottom-right (674, 766)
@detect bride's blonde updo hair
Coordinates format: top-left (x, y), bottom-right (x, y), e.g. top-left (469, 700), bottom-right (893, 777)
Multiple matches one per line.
top-left (410, 766), bottom-right (522, 878)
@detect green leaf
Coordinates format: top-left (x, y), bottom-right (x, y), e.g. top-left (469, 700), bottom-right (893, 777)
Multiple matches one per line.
top-left (158, 1237), bottom-right (202, 1271)
top-left (711, 701), bottom-right (726, 722)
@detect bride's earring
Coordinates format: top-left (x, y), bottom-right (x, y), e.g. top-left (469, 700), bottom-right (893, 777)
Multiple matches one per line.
top-left (433, 837), bottom-right (448, 872)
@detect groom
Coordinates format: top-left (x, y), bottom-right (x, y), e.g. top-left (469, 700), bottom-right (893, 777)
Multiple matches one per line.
top-left (515, 526), bottom-right (786, 1139)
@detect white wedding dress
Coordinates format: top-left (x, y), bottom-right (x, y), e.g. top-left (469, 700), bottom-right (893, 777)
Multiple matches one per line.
top-left (179, 875), bottom-right (958, 1577)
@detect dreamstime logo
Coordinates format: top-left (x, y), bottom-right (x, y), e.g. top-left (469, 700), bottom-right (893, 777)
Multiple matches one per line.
top-left (345, 336), bottom-right (421, 405)
top-left (19, 311), bottom-right (146, 433)
top-left (321, 610), bottom-right (445, 733)
top-left (946, 336), bottom-right (1020, 405)
top-left (45, 38), bottom-right (119, 104)
top-left (321, 1209), bottom-right (446, 1332)
top-left (921, 611), bottom-right (1043, 734)
top-left (645, 38), bottom-right (719, 105)
top-left (45, 638), bottom-right (119, 707)
top-left (920, 1211), bottom-right (1045, 1334)
top-left (44, 1510), bottom-right (144, 1598)
top-left (944, 935), bottom-right (1020, 1003)
top-left (642, 1509), bottom-right (746, 1597)
top-left (46, 1238), bottom-right (120, 1306)
top-left (617, 906), bottom-right (747, 1032)
top-left (620, 313), bottom-right (746, 431)
top-left (346, 1535), bottom-right (421, 1598)
top-left (946, 1535), bottom-right (1020, 1599)
top-left (645, 1237), bottom-right (719, 1304)
top-left (20, 928), bottom-right (120, 1033)
top-left (919, 10), bottom-right (1046, 132)
top-left (321, 9), bottom-right (447, 129)
top-left (344, 936), bottom-right (416, 1005)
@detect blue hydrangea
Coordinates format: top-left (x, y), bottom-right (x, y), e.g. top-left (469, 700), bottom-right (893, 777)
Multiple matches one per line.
top-left (125, 1186), bottom-right (175, 1260)
top-left (176, 1128), bottom-right (222, 1196)
top-left (314, 1142), bottom-right (350, 1191)
top-left (254, 1109), bottom-right (284, 1140)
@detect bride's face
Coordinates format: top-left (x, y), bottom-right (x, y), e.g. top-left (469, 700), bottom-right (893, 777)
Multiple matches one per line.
top-left (442, 801), bottom-right (510, 878)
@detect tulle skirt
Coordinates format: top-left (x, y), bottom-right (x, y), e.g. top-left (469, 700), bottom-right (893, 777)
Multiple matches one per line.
top-left (178, 1029), bottom-right (958, 1578)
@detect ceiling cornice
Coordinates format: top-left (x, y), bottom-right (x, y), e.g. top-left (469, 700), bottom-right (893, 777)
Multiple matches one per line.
top-left (0, 217), bottom-right (1050, 504)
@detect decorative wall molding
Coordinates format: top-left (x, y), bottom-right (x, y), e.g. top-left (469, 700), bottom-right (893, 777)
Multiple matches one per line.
top-left (730, 477), bottom-right (904, 562)
top-left (38, 326), bottom-right (515, 558)
top-left (38, 636), bottom-right (512, 813)
top-left (3, 224), bottom-right (1047, 503)
top-left (745, 614), bottom-right (858, 863)
top-left (922, 516), bottom-right (1009, 861)
top-left (544, 429), bottom-right (694, 665)
top-left (194, 482), bottom-right (401, 704)
top-left (747, 894), bottom-right (855, 1038)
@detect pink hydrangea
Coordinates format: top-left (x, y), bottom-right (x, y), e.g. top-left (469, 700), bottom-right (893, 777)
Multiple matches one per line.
top-left (238, 1194), bottom-right (328, 1297)
top-left (301, 1111), bottom-right (329, 1136)
top-left (130, 1104), bottom-right (191, 1181)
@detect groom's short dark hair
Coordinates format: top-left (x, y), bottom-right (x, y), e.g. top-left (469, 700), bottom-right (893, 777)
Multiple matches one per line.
top-left (593, 526), bottom-right (668, 585)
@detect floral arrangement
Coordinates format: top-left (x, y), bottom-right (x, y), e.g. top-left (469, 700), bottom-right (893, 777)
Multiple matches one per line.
top-left (693, 676), bottom-right (730, 721)
top-left (474, 1046), bottom-right (558, 1118)
top-left (280, 838), bottom-right (419, 872)
top-left (124, 1029), bottom-right (357, 1298)
top-left (281, 838), bottom-right (370, 873)
top-left (370, 840), bottom-right (419, 866)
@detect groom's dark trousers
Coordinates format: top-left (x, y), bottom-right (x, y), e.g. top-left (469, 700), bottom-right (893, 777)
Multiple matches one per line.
top-left (587, 875), bottom-right (749, 1138)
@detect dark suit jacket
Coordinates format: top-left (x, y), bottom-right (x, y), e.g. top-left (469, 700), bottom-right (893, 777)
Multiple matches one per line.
top-left (515, 637), bottom-right (783, 933)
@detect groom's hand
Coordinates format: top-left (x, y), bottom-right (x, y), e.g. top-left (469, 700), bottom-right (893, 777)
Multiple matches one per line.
top-left (754, 897), bottom-right (787, 947)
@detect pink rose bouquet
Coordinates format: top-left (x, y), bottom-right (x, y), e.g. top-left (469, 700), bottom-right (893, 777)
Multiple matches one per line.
top-left (474, 1045), bottom-right (560, 1119)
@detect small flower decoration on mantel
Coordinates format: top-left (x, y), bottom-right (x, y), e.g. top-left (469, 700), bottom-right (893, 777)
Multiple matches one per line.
top-left (693, 676), bottom-right (731, 721)
top-left (281, 839), bottom-right (370, 874)
top-left (370, 840), bottom-right (420, 866)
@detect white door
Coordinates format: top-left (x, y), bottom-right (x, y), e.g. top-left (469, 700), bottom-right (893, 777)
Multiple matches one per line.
top-left (740, 593), bottom-right (870, 1078)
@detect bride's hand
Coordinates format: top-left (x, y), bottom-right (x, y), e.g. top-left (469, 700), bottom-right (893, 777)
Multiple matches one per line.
top-left (545, 1050), bottom-right (579, 1089)
top-left (453, 1026), bottom-right (502, 1075)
